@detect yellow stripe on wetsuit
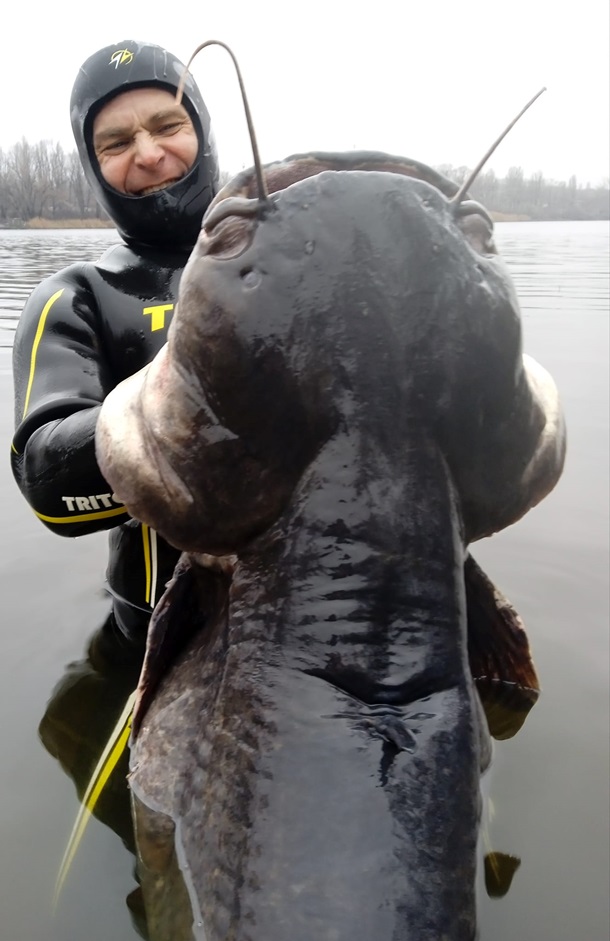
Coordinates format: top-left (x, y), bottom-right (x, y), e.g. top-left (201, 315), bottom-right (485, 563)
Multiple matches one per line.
top-left (14, 287), bottom-right (130, 526)
top-left (22, 288), bottom-right (64, 419)
top-left (141, 524), bottom-right (159, 606)
top-left (142, 523), bottom-right (152, 603)
top-left (11, 289), bottom-right (65, 455)
top-left (35, 506), bottom-right (128, 524)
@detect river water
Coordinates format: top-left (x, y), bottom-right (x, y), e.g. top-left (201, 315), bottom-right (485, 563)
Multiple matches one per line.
top-left (0, 222), bottom-right (608, 941)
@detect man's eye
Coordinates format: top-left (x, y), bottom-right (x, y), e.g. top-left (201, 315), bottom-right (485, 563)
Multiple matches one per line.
top-left (103, 140), bottom-right (130, 154)
top-left (157, 121), bottom-right (183, 136)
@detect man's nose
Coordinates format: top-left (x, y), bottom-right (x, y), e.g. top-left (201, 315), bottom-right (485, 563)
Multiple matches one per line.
top-left (133, 132), bottom-right (164, 166)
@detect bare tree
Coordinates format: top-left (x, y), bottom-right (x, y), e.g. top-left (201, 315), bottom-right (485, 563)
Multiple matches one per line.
top-left (502, 166), bottom-right (526, 214)
top-left (68, 150), bottom-right (91, 218)
top-left (48, 143), bottom-right (68, 218)
top-left (32, 141), bottom-right (54, 217)
top-left (0, 148), bottom-right (9, 221)
top-left (471, 168), bottom-right (499, 208)
top-left (6, 139), bottom-right (39, 219)
top-left (0, 140), bottom-right (608, 225)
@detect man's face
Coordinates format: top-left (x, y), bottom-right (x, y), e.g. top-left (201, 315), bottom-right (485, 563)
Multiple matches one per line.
top-left (93, 87), bottom-right (198, 196)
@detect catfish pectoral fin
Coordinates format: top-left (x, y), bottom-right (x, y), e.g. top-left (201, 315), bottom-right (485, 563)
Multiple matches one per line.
top-left (475, 679), bottom-right (539, 741)
top-left (132, 555), bottom-right (230, 739)
top-left (484, 852), bottom-right (522, 898)
top-left (465, 553), bottom-right (540, 740)
top-left (132, 554), bottom-right (194, 738)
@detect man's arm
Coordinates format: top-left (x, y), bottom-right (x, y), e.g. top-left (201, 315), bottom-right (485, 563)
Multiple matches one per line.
top-left (11, 265), bottom-right (129, 536)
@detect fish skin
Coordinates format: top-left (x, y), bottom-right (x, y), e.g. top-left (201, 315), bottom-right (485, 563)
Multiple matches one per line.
top-left (95, 152), bottom-right (566, 940)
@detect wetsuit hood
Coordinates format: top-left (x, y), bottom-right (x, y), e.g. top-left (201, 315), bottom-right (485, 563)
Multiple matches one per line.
top-left (70, 40), bottom-right (219, 251)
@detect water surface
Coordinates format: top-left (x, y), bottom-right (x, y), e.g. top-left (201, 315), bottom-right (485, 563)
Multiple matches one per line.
top-left (0, 222), bottom-right (608, 940)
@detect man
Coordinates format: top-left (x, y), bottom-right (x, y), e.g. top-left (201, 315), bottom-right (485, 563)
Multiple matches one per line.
top-left (11, 39), bottom-right (220, 639)
top-left (11, 42), bottom-right (219, 927)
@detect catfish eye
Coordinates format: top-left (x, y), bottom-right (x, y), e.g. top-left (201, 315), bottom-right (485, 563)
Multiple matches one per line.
top-left (203, 195), bottom-right (262, 232)
top-left (199, 215), bottom-right (256, 260)
top-left (241, 266), bottom-right (261, 288)
top-left (455, 202), bottom-right (496, 255)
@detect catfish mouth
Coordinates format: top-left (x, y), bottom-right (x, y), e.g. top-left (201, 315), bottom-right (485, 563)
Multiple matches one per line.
top-left (201, 150), bottom-right (496, 254)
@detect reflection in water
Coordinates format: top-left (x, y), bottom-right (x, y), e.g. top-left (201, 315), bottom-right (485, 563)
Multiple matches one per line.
top-left (39, 610), bottom-right (148, 938)
top-left (39, 582), bottom-right (538, 939)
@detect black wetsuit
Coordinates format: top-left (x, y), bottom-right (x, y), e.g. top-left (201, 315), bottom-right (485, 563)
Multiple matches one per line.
top-left (10, 39), bottom-right (219, 635)
top-left (11, 240), bottom-right (189, 627)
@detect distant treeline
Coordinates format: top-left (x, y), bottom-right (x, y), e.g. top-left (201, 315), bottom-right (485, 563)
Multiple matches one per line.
top-left (438, 163), bottom-right (609, 221)
top-left (0, 138), bottom-right (608, 225)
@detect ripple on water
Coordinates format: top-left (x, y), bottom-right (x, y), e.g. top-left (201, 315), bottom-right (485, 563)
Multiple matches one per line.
top-left (0, 228), bottom-right (120, 347)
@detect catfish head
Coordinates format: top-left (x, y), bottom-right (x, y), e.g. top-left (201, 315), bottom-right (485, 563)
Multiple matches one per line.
top-left (96, 151), bottom-right (565, 555)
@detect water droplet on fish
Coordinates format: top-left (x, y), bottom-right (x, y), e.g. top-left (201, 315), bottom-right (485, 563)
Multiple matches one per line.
top-left (305, 240), bottom-right (315, 255)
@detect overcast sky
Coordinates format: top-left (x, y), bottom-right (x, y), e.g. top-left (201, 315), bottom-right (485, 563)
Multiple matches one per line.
top-left (4, 0), bottom-right (609, 185)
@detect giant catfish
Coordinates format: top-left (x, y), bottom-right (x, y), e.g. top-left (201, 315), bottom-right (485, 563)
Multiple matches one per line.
top-left (96, 151), bottom-right (566, 941)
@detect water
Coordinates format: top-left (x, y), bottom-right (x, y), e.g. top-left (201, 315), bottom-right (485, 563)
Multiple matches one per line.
top-left (0, 222), bottom-right (608, 940)
top-left (0, 229), bottom-right (120, 349)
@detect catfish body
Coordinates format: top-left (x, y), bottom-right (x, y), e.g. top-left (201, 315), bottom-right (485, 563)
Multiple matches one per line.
top-left (96, 152), bottom-right (566, 940)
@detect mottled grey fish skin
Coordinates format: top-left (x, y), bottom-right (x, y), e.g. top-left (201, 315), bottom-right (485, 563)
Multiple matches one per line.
top-left (130, 436), bottom-right (483, 941)
top-left (95, 152), bottom-right (566, 941)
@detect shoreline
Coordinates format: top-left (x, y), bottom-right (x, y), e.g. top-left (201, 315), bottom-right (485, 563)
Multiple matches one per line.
top-left (2, 214), bottom-right (607, 230)
top-left (8, 218), bottom-right (115, 230)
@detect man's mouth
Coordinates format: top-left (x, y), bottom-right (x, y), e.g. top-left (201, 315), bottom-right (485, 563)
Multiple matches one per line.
top-left (135, 179), bottom-right (181, 196)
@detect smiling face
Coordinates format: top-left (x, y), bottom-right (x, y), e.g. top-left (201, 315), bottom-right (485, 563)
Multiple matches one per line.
top-left (92, 86), bottom-right (199, 196)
